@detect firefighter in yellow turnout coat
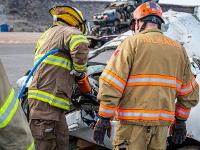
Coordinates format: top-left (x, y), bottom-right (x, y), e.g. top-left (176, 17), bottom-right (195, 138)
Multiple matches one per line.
top-left (28, 6), bottom-right (90, 150)
top-left (0, 60), bottom-right (35, 150)
top-left (93, 2), bottom-right (199, 150)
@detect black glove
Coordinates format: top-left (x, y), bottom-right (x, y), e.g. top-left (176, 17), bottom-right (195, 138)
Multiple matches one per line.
top-left (93, 116), bottom-right (111, 145)
top-left (171, 119), bottom-right (187, 144)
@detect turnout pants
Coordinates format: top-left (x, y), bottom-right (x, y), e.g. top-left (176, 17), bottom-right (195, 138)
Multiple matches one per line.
top-left (29, 99), bottom-right (69, 150)
top-left (30, 116), bottom-right (69, 150)
top-left (113, 123), bottom-right (169, 150)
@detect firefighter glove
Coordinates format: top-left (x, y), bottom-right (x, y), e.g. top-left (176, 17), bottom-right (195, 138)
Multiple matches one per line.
top-left (93, 116), bottom-right (111, 145)
top-left (171, 119), bottom-right (187, 144)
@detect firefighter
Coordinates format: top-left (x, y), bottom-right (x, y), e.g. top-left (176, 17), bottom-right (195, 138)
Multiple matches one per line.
top-left (28, 6), bottom-right (91, 150)
top-left (0, 60), bottom-right (35, 149)
top-left (93, 1), bottom-right (199, 150)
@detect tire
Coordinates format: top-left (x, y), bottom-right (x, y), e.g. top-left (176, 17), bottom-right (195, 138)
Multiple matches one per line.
top-left (177, 145), bottom-right (200, 150)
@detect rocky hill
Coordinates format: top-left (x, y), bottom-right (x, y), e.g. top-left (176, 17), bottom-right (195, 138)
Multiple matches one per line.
top-left (0, 0), bottom-right (109, 32)
top-left (0, 0), bottom-right (197, 32)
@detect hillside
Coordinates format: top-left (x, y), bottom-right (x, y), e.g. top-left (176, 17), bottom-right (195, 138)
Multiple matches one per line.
top-left (0, 0), bottom-right (109, 32)
top-left (0, 0), bottom-right (199, 32)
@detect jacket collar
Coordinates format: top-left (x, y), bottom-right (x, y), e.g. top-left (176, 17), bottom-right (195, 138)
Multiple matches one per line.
top-left (52, 21), bottom-right (69, 27)
top-left (140, 29), bottom-right (163, 34)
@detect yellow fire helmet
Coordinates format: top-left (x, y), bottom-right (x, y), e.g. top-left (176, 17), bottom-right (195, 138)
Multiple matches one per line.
top-left (49, 6), bottom-right (86, 34)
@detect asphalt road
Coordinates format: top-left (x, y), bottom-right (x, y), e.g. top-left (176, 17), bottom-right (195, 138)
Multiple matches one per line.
top-left (0, 44), bottom-right (35, 89)
top-left (0, 43), bottom-right (113, 90)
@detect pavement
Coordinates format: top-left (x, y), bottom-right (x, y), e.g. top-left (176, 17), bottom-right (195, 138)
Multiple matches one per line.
top-left (0, 32), bottom-right (113, 91)
top-left (0, 32), bottom-right (39, 89)
top-left (0, 43), bottom-right (35, 89)
top-left (0, 32), bottom-right (113, 92)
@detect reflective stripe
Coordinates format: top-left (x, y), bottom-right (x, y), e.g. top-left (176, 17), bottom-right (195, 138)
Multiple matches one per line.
top-left (127, 74), bottom-right (182, 91)
top-left (100, 69), bottom-right (126, 93)
top-left (99, 103), bottom-right (116, 117)
top-left (179, 77), bottom-right (198, 96)
top-left (34, 54), bottom-right (72, 71)
top-left (28, 90), bottom-right (71, 110)
top-left (69, 35), bottom-right (89, 51)
top-left (73, 62), bottom-right (87, 72)
top-left (175, 105), bottom-right (190, 119)
top-left (27, 141), bottom-right (35, 150)
top-left (0, 88), bottom-right (19, 128)
top-left (116, 109), bottom-right (175, 122)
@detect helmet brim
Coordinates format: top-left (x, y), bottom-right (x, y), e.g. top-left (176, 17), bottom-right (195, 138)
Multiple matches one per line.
top-left (141, 15), bottom-right (164, 24)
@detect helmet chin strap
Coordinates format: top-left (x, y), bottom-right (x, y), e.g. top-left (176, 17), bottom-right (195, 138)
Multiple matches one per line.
top-left (139, 21), bottom-right (147, 32)
top-left (53, 15), bottom-right (57, 22)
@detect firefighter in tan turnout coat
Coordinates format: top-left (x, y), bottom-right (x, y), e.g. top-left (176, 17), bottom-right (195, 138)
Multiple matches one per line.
top-left (0, 60), bottom-right (35, 150)
top-left (28, 6), bottom-right (90, 150)
top-left (93, 1), bottom-right (199, 150)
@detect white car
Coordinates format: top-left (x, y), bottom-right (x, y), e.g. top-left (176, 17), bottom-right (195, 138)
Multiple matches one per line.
top-left (17, 10), bottom-right (200, 150)
top-left (67, 10), bottom-right (200, 150)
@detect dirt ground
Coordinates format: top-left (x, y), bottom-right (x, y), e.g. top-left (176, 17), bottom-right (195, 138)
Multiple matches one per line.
top-left (0, 32), bottom-right (42, 44)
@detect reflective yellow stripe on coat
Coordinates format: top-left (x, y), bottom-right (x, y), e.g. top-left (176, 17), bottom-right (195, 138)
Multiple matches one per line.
top-left (28, 90), bottom-right (71, 110)
top-left (73, 62), bottom-right (87, 72)
top-left (69, 35), bottom-right (89, 51)
top-left (34, 54), bottom-right (72, 71)
top-left (0, 88), bottom-right (19, 128)
top-left (27, 141), bottom-right (35, 150)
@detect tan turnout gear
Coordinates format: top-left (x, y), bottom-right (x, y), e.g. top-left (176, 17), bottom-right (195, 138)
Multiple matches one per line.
top-left (29, 21), bottom-right (89, 116)
top-left (98, 29), bottom-right (199, 125)
top-left (113, 123), bottom-right (168, 150)
top-left (97, 29), bottom-right (199, 149)
top-left (0, 60), bottom-right (35, 150)
top-left (28, 15), bottom-right (89, 149)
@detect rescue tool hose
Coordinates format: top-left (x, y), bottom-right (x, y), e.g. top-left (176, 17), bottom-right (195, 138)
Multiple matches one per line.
top-left (17, 48), bottom-right (60, 99)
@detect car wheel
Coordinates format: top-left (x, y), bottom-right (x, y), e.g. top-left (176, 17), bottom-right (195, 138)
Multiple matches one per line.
top-left (177, 145), bottom-right (200, 150)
